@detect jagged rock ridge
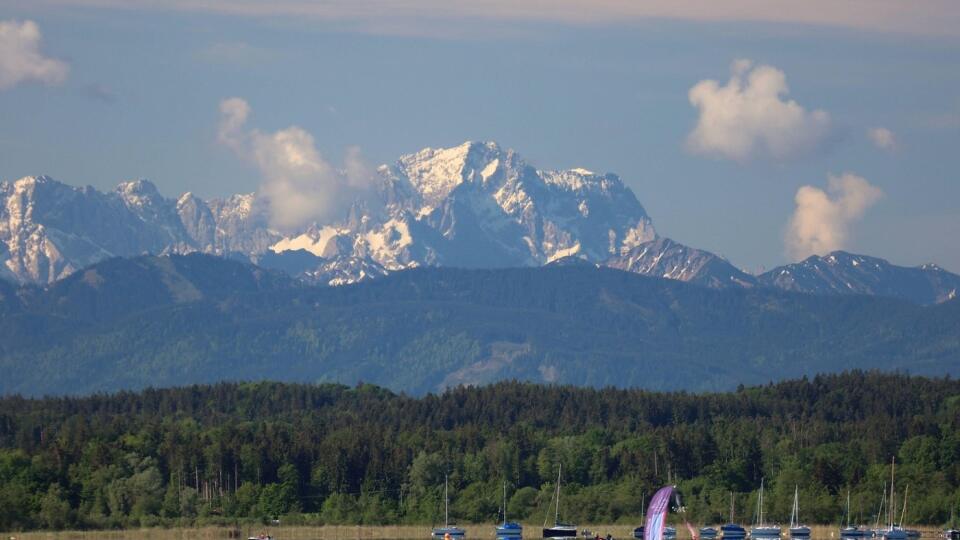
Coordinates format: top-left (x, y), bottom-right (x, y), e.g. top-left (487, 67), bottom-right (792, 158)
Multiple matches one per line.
top-left (2, 141), bottom-right (958, 304)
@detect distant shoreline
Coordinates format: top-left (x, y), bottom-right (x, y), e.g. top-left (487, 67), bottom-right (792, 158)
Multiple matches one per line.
top-left (2, 525), bottom-right (948, 540)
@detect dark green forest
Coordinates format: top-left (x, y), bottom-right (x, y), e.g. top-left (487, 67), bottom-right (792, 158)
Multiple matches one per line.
top-left (1, 372), bottom-right (959, 531)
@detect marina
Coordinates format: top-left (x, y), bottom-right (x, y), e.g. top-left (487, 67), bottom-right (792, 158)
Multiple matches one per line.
top-left (1, 525), bottom-right (952, 540)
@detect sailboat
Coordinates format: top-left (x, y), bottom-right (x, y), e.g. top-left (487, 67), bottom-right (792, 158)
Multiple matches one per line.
top-left (750, 479), bottom-right (782, 538)
top-left (788, 486), bottom-right (811, 538)
top-left (871, 482), bottom-right (888, 538)
top-left (542, 464), bottom-right (577, 538)
top-left (634, 493), bottom-right (646, 539)
top-left (899, 486), bottom-right (920, 539)
top-left (882, 458), bottom-right (907, 540)
top-left (496, 482), bottom-right (522, 540)
top-left (721, 492), bottom-right (747, 540)
top-left (944, 507), bottom-right (959, 540)
top-left (840, 490), bottom-right (869, 538)
top-left (432, 475), bottom-right (466, 540)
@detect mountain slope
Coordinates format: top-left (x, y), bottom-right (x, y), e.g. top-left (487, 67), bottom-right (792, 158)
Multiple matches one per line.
top-left (0, 254), bottom-right (957, 396)
top-left (1, 141), bottom-right (656, 285)
top-left (605, 237), bottom-right (756, 288)
top-left (0, 176), bottom-right (196, 283)
top-left (30, 253), bottom-right (296, 323)
top-left (760, 251), bottom-right (960, 305)
top-left (4, 144), bottom-right (958, 306)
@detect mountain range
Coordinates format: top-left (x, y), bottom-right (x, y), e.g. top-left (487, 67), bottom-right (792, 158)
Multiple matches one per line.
top-left (0, 253), bottom-right (957, 396)
top-left (2, 141), bottom-right (958, 305)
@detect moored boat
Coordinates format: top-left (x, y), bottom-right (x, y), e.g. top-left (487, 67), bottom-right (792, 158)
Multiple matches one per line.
top-left (432, 475), bottom-right (466, 540)
top-left (722, 492), bottom-right (747, 539)
top-left (789, 486), bottom-right (810, 538)
top-left (497, 522), bottom-right (522, 540)
top-left (433, 527), bottom-right (467, 540)
top-left (700, 527), bottom-right (719, 539)
top-left (496, 482), bottom-right (522, 540)
top-left (543, 524), bottom-right (577, 539)
top-left (840, 525), bottom-right (873, 538)
top-left (542, 464), bottom-right (577, 539)
top-left (881, 458), bottom-right (905, 540)
top-left (722, 525), bottom-right (747, 540)
top-left (750, 479), bottom-right (781, 538)
top-left (752, 526), bottom-right (783, 538)
top-left (841, 490), bottom-right (870, 538)
top-left (945, 509), bottom-right (959, 540)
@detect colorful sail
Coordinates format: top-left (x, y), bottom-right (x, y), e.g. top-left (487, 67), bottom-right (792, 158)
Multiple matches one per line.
top-left (644, 486), bottom-right (676, 540)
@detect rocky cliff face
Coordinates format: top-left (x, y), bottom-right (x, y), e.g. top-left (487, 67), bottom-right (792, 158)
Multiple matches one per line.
top-left (605, 237), bottom-right (757, 289)
top-left (1, 141), bottom-right (661, 286)
top-left (3, 142), bottom-right (958, 304)
top-left (0, 176), bottom-right (193, 283)
top-left (758, 251), bottom-right (960, 305)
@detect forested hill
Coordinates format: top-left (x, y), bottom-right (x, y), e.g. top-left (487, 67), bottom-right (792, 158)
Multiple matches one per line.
top-left (1, 254), bottom-right (960, 396)
top-left (1, 373), bottom-right (959, 531)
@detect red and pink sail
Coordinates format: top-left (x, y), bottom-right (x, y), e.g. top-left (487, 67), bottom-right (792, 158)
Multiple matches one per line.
top-left (644, 486), bottom-right (675, 540)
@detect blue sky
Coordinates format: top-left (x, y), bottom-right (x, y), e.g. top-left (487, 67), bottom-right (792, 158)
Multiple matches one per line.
top-left (1, 1), bottom-right (958, 272)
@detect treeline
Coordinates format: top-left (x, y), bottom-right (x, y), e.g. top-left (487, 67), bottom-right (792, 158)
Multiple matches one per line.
top-left (1, 371), bottom-right (959, 531)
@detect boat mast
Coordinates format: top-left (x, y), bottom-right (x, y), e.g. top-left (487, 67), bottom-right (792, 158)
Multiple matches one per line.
top-left (503, 481), bottom-right (508, 524)
top-left (555, 464), bottom-right (563, 525)
top-left (846, 490), bottom-right (851, 528)
top-left (445, 474), bottom-right (449, 527)
top-left (790, 486), bottom-right (798, 528)
top-left (756, 478), bottom-right (765, 526)
top-left (889, 457), bottom-right (896, 529)
top-left (730, 492), bottom-right (735, 523)
top-left (899, 485), bottom-right (908, 529)
top-left (875, 483), bottom-right (886, 530)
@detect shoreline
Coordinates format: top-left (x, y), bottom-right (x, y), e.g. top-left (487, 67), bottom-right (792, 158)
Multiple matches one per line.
top-left (2, 524), bottom-right (947, 540)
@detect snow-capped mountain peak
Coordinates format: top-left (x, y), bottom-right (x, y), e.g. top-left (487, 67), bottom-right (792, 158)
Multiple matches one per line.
top-left (3, 145), bottom-right (957, 306)
top-left (759, 250), bottom-right (960, 304)
top-left (2, 142), bottom-right (657, 284)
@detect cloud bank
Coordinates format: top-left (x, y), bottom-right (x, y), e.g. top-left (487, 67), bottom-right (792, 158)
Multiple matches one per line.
top-left (687, 59), bottom-right (831, 162)
top-left (217, 97), bottom-right (374, 230)
top-left (867, 127), bottom-right (896, 151)
top-left (786, 173), bottom-right (883, 260)
top-left (0, 19), bottom-right (69, 90)
top-left (27, 0), bottom-right (960, 37)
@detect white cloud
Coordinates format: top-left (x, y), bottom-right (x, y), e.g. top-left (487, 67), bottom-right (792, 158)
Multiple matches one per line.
top-left (686, 59), bottom-right (831, 162)
top-left (867, 127), bottom-right (896, 151)
top-left (217, 97), bottom-right (374, 230)
top-left (786, 173), bottom-right (883, 260)
top-left (0, 19), bottom-right (69, 90)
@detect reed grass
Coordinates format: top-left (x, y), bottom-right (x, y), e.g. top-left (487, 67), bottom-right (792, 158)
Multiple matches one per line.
top-left (2, 524), bottom-right (946, 540)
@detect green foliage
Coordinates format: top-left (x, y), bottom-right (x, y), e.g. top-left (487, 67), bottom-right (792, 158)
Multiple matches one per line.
top-left (1, 373), bottom-right (960, 531)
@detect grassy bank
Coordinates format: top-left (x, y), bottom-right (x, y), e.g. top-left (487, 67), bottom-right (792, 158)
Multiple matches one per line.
top-left (2, 524), bottom-right (947, 540)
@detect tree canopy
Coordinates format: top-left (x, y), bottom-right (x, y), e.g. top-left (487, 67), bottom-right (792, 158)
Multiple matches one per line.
top-left (1, 371), bottom-right (958, 531)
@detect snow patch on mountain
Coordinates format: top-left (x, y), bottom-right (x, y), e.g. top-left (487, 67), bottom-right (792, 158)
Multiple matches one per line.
top-left (758, 251), bottom-right (960, 305)
top-left (4, 142), bottom-right (958, 305)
